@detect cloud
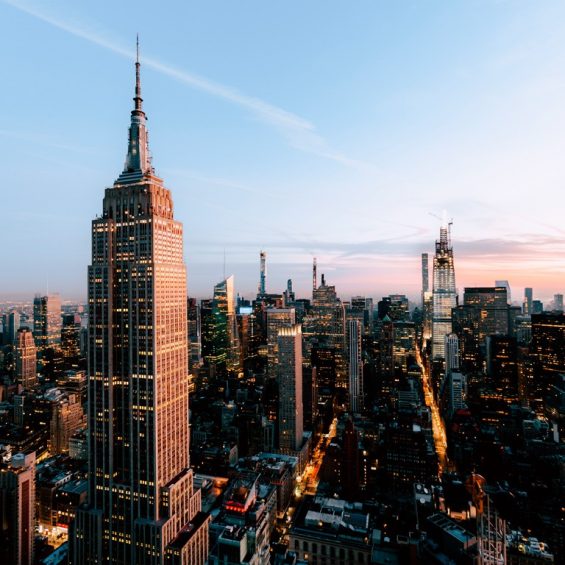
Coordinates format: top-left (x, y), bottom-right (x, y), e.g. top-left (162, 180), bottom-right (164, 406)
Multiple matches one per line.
top-left (2, 0), bottom-right (371, 170)
top-left (186, 231), bottom-right (565, 272)
top-left (0, 129), bottom-right (94, 154)
top-left (164, 168), bottom-right (281, 200)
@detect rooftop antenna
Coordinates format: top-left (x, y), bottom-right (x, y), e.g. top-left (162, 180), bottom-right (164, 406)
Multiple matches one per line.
top-left (134, 34), bottom-right (142, 112)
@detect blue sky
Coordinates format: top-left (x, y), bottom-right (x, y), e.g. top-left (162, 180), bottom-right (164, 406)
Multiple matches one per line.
top-left (2, 0), bottom-right (565, 303)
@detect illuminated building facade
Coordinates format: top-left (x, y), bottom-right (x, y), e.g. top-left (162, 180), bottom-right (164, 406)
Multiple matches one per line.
top-left (207, 276), bottom-right (240, 375)
top-left (486, 335), bottom-right (518, 395)
top-left (266, 308), bottom-right (295, 375)
top-left (33, 294), bottom-right (62, 351)
top-left (422, 253), bottom-right (433, 341)
top-left (531, 312), bottom-right (565, 394)
top-left (15, 328), bottom-right (37, 390)
top-left (463, 287), bottom-right (508, 338)
top-left (444, 333), bottom-right (460, 376)
top-left (61, 313), bottom-right (82, 369)
top-left (304, 274), bottom-right (346, 385)
top-left (347, 319), bottom-right (363, 413)
top-left (71, 52), bottom-right (208, 564)
top-left (432, 224), bottom-right (457, 360)
top-left (47, 390), bottom-right (86, 455)
top-left (277, 324), bottom-right (304, 451)
top-left (0, 449), bottom-right (36, 565)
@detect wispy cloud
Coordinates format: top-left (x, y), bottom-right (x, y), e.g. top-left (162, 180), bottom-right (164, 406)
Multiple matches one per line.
top-left (0, 129), bottom-right (94, 154)
top-left (164, 168), bottom-right (281, 200)
top-left (3, 0), bottom-right (371, 169)
top-left (187, 232), bottom-right (565, 269)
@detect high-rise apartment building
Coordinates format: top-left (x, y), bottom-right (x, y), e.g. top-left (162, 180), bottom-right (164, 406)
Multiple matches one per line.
top-left (258, 250), bottom-right (267, 297)
top-left (422, 253), bottom-right (429, 294)
top-left (277, 325), bottom-right (304, 452)
top-left (15, 328), bottom-right (37, 390)
top-left (71, 52), bottom-right (209, 564)
top-left (347, 319), bottom-right (363, 413)
top-left (266, 308), bottom-right (295, 375)
top-left (432, 224), bottom-right (457, 359)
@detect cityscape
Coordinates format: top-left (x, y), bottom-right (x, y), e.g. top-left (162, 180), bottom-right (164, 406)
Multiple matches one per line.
top-left (2, 2), bottom-right (565, 565)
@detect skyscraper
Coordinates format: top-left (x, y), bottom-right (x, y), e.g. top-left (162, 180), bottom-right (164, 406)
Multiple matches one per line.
top-left (33, 294), bottom-right (62, 352)
top-left (312, 257), bottom-right (317, 296)
top-left (347, 319), bottom-right (363, 413)
top-left (283, 279), bottom-right (295, 307)
top-left (209, 275), bottom-right (240, 375)
top-left (452, 287), bottom-right (509, 371)
top-left (523, 287), bottom-right (533, 315)
top-left (304, 274), bottom-right (346, 384)
top-left (421, 253), bottom-right (429, 294)
top-left (47, 390), bottom-right (86, 455)
top-left (444, 333), bottom-right (460, 376)
top-left (463, 287), bottom-right (509, 337)
top-left (0, 450), bottom-right (36, 565)
top-left (277, 324), bottom-right (304, 451)
top-left (258, 250), bottom-right (267, 296)
top-left (495, 280), bottom-right (511, 304)
top-left (15, 328), bottom-right (37, 390)
top-left (432, 223), bottom-right (457, 359)
top-left (187, 298), bottom-right (202, 370)
top-left (530, 312), bottom-right (565, 395)
top-left (72, 49), bottom-right (209, 564)
top-left (2, 310), bottom-right (20, 345)
top-left (422, 252), bottom-right (433, 341)
top-left (440, 371), bottom-right (467, 420)
top-left (267, 308), bottom-right (295, 375)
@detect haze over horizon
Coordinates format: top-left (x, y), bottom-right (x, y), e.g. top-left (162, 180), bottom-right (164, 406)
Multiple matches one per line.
top-left (2, 0), bottom-right (565, 303)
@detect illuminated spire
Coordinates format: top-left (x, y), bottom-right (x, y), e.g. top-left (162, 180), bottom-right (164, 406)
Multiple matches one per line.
top-left (118, 35), bottom-right (153, 183)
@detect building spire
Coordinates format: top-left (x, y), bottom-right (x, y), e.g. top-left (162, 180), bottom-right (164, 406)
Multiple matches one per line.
top-left (117, 35), bottom-right (153, 183)
top-left (134, 33), bottom-right (142, 113)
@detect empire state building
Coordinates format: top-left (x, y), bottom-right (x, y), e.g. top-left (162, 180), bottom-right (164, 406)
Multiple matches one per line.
top-left (71, 47), bottom-right (209, 564)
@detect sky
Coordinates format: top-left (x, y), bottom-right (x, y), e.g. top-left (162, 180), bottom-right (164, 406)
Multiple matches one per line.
top-left (1, 0), bottom-right (565, 304)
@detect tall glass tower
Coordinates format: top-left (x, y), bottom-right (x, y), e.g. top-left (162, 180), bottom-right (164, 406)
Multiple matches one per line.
top-left (71, 48), bottom-right (209, 564)
top-left (432, 223), bottom-right (457, 360)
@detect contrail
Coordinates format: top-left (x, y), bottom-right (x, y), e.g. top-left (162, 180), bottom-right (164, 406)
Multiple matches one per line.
top-left (2, 0), bottom-right (372, 170)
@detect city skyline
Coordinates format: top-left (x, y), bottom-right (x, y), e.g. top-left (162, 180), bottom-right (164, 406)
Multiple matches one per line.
top-left (1, 5), bottom-right (564, 559)
top-left (2, 1), bottom-right (565, 302)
